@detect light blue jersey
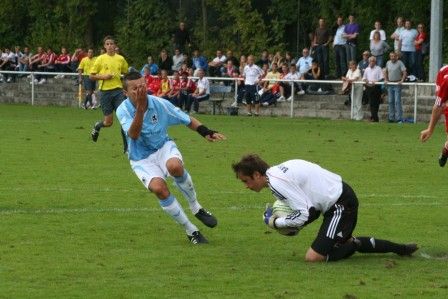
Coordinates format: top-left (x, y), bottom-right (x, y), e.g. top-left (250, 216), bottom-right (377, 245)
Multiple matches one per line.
top-left (117, 95), bottom-right (191, 161)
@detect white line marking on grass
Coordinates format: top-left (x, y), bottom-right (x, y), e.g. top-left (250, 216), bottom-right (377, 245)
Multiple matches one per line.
top-left (420, 253), bottom-right (448, 260)
top-left (1, 201), bottom-right (447, 216)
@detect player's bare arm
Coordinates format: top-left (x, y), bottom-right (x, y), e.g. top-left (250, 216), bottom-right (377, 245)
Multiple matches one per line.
top-left (89, 73), bottom-right (114, 81)
top-left (188, 117), bottom-right (226, 142)
top-left (420, 104), bottom-right (445, 142)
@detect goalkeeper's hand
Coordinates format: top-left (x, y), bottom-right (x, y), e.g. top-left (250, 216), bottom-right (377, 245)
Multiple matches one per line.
top-left (263, 203), bottom-right (276, 228)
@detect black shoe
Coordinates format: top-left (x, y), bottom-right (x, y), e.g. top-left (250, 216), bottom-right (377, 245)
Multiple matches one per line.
top-left (187, 231), bottom-right (208, 244)
top-left (439, 154), bottom-right (447, 167)
top-left (91, 121), bottom-right (101, 142)
top-left (195, 208), bottom-right (217, 228)
top-left (397, 243), bottom-right (418, 256)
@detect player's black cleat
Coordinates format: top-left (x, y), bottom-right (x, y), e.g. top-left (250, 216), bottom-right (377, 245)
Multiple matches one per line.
top-left (438, 154), bottom-right (447, 167)
top-left (91, 121), bottom-right (101, 142)
top-left (195, 208), bottom-right (217, 228)
top-left (397, 243), bottom-right (418, 256)
top-left (187, 231), bottom-right (208, 244)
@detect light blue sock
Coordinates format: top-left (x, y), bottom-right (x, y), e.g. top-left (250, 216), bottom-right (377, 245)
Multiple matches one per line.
top-left (173, 170), bottom-right (202, 214)
top-left (159, 195), bottom-right (197, 235)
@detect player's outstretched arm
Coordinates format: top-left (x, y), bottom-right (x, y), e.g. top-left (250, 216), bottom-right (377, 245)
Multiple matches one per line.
top-left (188, 116), bottom-right (226, 142)
top-left (420, 104), bottom-right (444, 142)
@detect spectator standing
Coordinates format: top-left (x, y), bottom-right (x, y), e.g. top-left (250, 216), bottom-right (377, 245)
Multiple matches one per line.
top-left (243, 55), bottom-right (264, 116)
top-left (363, 56), bottom-right (384, 122)
top-left (370, 31), bottom-right (390, 68)
top-left (333, 16), bottom-right (347, 78)
top-left (384, 51), bottom-right (407, 123)
top-left (186, 68), bottom-right (210, 114)
top-left (172, 48), bottom-right (184, 73)
top-left (158, 49), bottom-right (173, 74)
top-left (343, 14), bottom-right (360, 64)
top-left (312, 18), bottom-right (331, 78)
top-left (399, 20), bottom-right (418, 76)
top-left (296, 48), bottom-right (313, 79)
top-left (172, 22), bottom-right (191, 54)
top-left (390, 17), bottom-right (404, 52)
top-left (414, 23), bottom-right (428, 81)
top-left (77, 48), bottom-right (97, 109)
top-left (342, 60), bottom-right (363, 120)
top-left (369, 21), bottom-right (386, 41)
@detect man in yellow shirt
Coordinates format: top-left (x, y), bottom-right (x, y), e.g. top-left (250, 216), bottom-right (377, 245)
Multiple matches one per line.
top-left (77, 48), bottom-right (96, 109)
top-left (90, 36), bottom-right (129, 152)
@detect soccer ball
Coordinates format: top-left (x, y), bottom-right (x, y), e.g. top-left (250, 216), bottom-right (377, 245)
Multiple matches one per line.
top-left (272, 200), bottom-right (299, 236)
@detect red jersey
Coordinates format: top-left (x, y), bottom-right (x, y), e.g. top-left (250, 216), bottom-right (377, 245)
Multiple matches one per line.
top-left (170, 78), bottom-right (181, 93)
top-left (180, 78), bottom-right (196, 93)
top-left (147, 76), bottom-right (161, 95)
top-left (55, 53), bottom-right (70, 64)
top-left (415, 32), bottom-right (427, 51)
top-left (435, 65), bottom-right (448, 107)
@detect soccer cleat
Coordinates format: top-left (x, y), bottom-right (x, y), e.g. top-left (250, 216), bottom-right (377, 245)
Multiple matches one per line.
top-left (438, 154), bottom-right (447, 167)
top-left (91, 121), bottom-right (102, 142)
top-left (187, 231), bottom-right (208, 244)
top-left (195, 208), bottom-right (217, 228)
top-left (397, 243), bottom-right (418, 256)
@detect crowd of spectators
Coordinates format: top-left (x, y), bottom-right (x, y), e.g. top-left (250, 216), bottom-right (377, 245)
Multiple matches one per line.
top-left (0, 16), bottom-right (429, 115)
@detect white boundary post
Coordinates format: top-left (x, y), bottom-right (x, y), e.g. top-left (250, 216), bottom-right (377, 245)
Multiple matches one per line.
top-left (31, 73), bottom-right (35, 106)
top-left (414, 83), bottom-right (418, 123)
top-left (350, 82), bottom-right (355, 119)
top-left (290, 82), bottom-right (295, 118)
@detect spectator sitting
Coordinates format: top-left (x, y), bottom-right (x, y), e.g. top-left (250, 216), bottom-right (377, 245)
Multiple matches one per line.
top-left (54, 47), bottom-right (72, 78)
top-left (186, 68), bottom-right (210, 114)
top-left (358, 51), bottom-right (370, 76)
top-left (191, 49), bottom-right (208, 76)
top-left (70, 48), bottom-right (86, 73)
top-left (18, 46), bottom-right (31, 74)
top-left (256, 49), bottom-right (269, 67)
top-left (0, 48), bottom-right (16, 83)
top-left (342, 60), bottom-right (363, 120)
top-left (34, 47), bottom-right (56, 84)
top-left (369, 20), bottom-right (387, 41)
top-left (179, 71), bottom-right (196, 110)
top-left (305, 59), bottom-right (323, 93)
top-left (277, 63), bottom-right (290, 101)
top-left (208, 49), bottom-right (226, 77)
top-left (13, 46), bottom-right (22, 69)
top-left (172, 48), bottom-right (184, 73)
top-left (225, 50), bottom-right (239, 68)
top-left (147, 70), bottom-right (162, 95)
top-left (239, 55), bottom-right (247, 75)
top-left (283, 64), bottom-right (306, 101)
top-left (260, 62), bottom-right (281, 106)
top-left (29, 46), bottom-right (45, 73)
top-left (157, 69), bottom-right (171, 98)
top-left (182, 53), bottom-right (192, 68)
top-left (296, 48), bottom-right (313, 79)
top-left (221, 59), bottom-right (237, 78)
top-left (167, 71), bottom-right (181, 106)
top-left (142, 66), bottom-right (153, 94)
top-left (140, 55), bottom-right (159, 76)
top-left (158, 49), bottom-right (173, 74)
top-left (272, 51), bottom-right (285, 67)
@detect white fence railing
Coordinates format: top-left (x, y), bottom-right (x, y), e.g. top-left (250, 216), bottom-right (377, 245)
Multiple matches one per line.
top-left (0, 70), bottom-right (436, 122)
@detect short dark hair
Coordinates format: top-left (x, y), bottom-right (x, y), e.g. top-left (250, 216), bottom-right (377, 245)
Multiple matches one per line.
top-left (103, 35), bottom-right (115, 44)
top-left (123, 71), bottom-right (142, 90)
top-left (231, 154), bottom-right (270, 178)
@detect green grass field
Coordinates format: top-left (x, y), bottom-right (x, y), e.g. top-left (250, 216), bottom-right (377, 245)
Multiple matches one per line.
top-left (1, 104), bottom-right (447, 299)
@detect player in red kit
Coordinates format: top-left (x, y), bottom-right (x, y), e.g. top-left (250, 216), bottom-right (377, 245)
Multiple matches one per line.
top-left (420, 65), bottom-right (448, 166)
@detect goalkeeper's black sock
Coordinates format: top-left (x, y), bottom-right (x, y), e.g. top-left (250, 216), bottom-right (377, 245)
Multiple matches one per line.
top-left (326, 240), bottom-right (358, 261)
top-left (94, 121), bottom-right (104, 131)
top-left (120, 127), bottom-right (128, 153)
top-left (354, 236), bottom-right (411, 255)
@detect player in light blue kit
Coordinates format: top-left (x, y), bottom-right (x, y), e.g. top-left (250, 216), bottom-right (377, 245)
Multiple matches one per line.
top-left (116, 71), bottom-right (226, 244)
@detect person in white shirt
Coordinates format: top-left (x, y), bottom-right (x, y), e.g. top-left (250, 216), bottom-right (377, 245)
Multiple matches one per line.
top-left (283, 64), bottom-right (305, 101)
top-left (363, 56), bottom-right (384, 122)
top-left (341, 60), bottom-right (363, 120)
top-left (369, 20), bottom-right (386, 41)
top-left (390, 17), bottom-right (404, 52)
top-left (295, 48), bottom-right (313, 79)
top-left (208, 50), bottom-right (226, 77)
top-left (171, 48), bottom-right (184, 73)
top-left (243, 55), bottom-right (264, 116)
top-left (398, 20), bottom-right (418, 76)
top-left (332, 16), bottom-right (347, 78)
top-left (232, 153), bottom-right (418, 262)
top-left (186, 68), bottom-right (210, 114)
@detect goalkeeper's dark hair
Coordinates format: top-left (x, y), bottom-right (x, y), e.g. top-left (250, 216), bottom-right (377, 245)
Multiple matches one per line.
top-left (123, 71), bottom-right (142, 90)
top-left (232, 154), bottom-right (270, 178)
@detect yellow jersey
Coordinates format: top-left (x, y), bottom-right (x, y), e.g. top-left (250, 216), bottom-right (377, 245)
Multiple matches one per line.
top-left (78, 56), bottom-right (96, 76)
top-left (90, 53), bottom-right (128, 91)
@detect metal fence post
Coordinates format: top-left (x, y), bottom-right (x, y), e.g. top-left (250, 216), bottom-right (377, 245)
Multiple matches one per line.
top-left (31, 73), bottom-right (35, 106)
top-left (350, 82), bottom-right (355, 119)
top-left (414, 83), bottom-right (418, 123)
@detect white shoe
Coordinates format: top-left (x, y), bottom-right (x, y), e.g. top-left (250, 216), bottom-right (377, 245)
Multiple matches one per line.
top-left (27, 75), bottom-right (32, 79)
top-left (317, 88), bottom-right (322, 92)
top-left (277, 96), bottom-right (286, 102)
top-left (54, 74), bottom-right (61, 79)
top-left (38, 78), bottom-right (46, 84)
top-left (298, 90), bottom-right (305, 95)
top-left (242, 100), bottom-right (247, 105)
top-left (262, 102), bottom-right (269, 106)
top-left (231, 101), bottom-right (238, 107)
top-left (30, 79), bottom-right (38, 84)
top-left (60, 75), bottom-right (65, 79)
top-left (286, 96), bottom-right (293, 102)
top-left (6, 77), bottom-right (12, 83)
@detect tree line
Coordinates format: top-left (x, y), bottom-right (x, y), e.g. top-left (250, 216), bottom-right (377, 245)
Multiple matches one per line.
top-left (0, 0), bottom-right (445, 66)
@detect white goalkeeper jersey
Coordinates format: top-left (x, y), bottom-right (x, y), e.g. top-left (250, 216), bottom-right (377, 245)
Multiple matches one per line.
top-left (266, 159), bottom-right (343, 229)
